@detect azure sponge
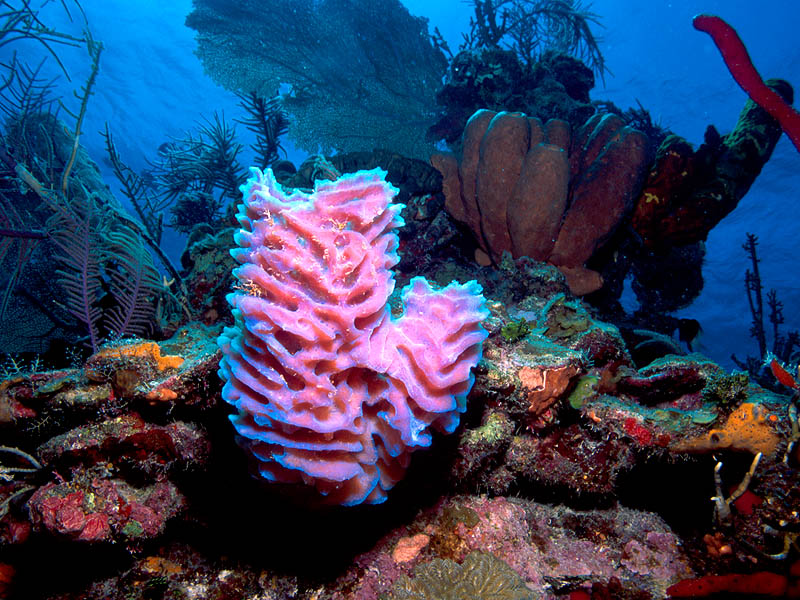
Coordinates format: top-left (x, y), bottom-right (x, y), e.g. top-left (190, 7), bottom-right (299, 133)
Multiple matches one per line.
top-left (218, 167), bottom-right (488, 505)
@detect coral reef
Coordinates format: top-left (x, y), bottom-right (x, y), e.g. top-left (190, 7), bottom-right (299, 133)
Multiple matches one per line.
top-left (332, 495), bottom-right (692, 600)
top-left (0, 323), bottom-right (217, 574)
top-left (0, 258), bottom-right (798, 598)
top-left (430, 49), bottom-right (596, 146)
top-left (427, 0), bottom-right (605, 146)
top-left (3, 7), bottom-right (800, 599)
top-left (218, 168), bottom-right (489, 505)
top-left (29, 477), bottom-right (186, 543)
top-left (671, 401), bottom-right (781, 456)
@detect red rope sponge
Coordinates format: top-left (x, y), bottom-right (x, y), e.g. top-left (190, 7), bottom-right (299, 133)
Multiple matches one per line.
top-left (693, 14), bottom-right (800, 153)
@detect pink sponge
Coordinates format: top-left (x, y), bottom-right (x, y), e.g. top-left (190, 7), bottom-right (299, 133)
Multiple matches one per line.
top-left (218, 168), bottom-right (489, 505)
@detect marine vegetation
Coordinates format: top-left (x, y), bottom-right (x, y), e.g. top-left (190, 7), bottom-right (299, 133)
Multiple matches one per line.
top-left (0, 0), bottom-right (88, 77)
top-left (106, 91), bottom-right (288, 239)
top-left (151, 112), bottom-right (245, 207)
top-left (185, 0), bottom-right (448, 159)
top-left (461, 0), bottom-right (606, 77)
top-left (731, 233), bottom-right (799, 386)
top-left (0, 3), bottom-right (186, 355)
top-left (235, 91), bottom-right (289, 170)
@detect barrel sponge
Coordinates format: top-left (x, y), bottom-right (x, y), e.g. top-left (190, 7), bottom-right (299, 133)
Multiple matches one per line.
top-left (217, 167), bottom-right (489, 505)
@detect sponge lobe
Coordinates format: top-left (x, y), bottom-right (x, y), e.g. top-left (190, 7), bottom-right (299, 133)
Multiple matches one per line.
top-left (218, 167), bottom-right (488, 505)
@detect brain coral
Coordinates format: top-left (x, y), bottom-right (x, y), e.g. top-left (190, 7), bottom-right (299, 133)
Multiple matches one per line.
top-left (218, 168), bottom-right (489, 505)
top-left (392, 551), bottom-right (534, 600)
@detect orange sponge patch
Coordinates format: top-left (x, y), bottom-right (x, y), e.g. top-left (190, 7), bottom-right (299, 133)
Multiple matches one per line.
top-left (85, 342), bottom-right (184, 383)
top-left (674, 402), bottom-right (780, 456)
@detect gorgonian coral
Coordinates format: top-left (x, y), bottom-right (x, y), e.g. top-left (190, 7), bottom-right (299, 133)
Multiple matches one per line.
top-left (186, 0), bottom-right (447, 159)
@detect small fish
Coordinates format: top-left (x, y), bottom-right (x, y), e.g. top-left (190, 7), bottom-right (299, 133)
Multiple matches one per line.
top-left (767, 355), bottom-right (799, 389)
top-left (677, 318), bottom-right (703, 352)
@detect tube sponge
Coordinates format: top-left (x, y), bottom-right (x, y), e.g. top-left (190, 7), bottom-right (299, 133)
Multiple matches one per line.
top-left (218, 167), bottom-right (489, 505)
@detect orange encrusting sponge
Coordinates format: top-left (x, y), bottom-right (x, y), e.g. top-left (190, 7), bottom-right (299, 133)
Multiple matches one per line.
top-left (672, 402), bottom-right (780, 457)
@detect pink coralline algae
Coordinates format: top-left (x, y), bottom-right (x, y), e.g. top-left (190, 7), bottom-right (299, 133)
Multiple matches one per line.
top-left (218, 168), bottom-right (489, 505)
top-left (28, 479), bottom-right (184, 542)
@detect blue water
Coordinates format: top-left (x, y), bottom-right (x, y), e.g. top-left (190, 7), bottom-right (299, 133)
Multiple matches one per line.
top-left (5, 0), bottom-right (800, 369)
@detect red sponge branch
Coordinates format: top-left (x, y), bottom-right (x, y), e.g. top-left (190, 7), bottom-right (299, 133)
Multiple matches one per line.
top-left (693, 14), bottom-right (800, 153)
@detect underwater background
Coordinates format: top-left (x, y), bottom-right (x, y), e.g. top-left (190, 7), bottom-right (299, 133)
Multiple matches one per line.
top-left (3, 1), bottom-right (800, 599)
top-left (12, 0), bottom-right (800, 370)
